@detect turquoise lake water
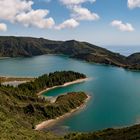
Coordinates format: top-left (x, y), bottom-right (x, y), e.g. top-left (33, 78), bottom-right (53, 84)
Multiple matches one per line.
top-left (1, 55), bottom-right (140, 132)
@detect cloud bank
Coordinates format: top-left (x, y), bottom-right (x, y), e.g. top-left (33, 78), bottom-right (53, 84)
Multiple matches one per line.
top-left (0, 0), bottom-right (137, 31)
top-left (0, 0), bottom-right (55, 29)
top-left (60, 0), bottom-right (99, 21)
top-left (56, 0), bottom-right (99, 30)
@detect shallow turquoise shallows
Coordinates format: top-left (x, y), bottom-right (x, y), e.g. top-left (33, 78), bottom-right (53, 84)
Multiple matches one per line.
top-left (1, 55), bottom-right (140, 132)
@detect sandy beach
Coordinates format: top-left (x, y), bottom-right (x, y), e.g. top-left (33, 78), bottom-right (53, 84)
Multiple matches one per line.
top-left (37, 78), bottom-right (89, 96)
top-left (35, 95), bottom-right (91, 131)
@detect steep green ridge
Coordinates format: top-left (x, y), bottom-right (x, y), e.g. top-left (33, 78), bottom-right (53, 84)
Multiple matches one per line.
top-left (0, 71), bottom-right (87, 140)
top-left (0, 36), bottom-right (140, 70)
top-left (126, 53), bottom-right (140, 70)
top-left (65, 124), bottom-right (140, 140)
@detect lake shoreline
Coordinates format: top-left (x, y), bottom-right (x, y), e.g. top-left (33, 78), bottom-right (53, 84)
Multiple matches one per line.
top-left (0, 76), bottom-right (34, 86)
top-left (35, 94), bottom-right (91, 131)
top-left (37, 78), bottom-right (89, 96)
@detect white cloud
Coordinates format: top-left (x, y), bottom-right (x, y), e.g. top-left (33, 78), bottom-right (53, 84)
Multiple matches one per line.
top-left (60, 0), bottom-right (96, 5)
top-left (0, 0), bottom-right (55, 29)
top-left (71, 5), bottom-right (99, 21)
top-left (128, 0), bottom-right (140, 9)
top-left (59, 0), bottom-right (99, 21)
top-left (16, 10), bottom-right (55, 29)
top-left (0, 0), bottom-right (33, 21)
top-left (0, 0), bottom-right (99, 30)
top-left (111, 20), bottom-right (134, 32)
top-left (0, 23), bottom-right (7, 31)
top-left (55, 18), bottom-right (79, 30)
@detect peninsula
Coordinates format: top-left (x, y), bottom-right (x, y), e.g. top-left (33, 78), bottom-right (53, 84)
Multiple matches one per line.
top-left (0, 71), bottom-right (89, 139)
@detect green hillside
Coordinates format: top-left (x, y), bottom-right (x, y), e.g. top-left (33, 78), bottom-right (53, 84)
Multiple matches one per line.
top-left (65, 124), bottom-right (140, 140)
top-left (1, 36), bottom-right (140, 70)
top-left (0, 71), bottom-right (87, 140)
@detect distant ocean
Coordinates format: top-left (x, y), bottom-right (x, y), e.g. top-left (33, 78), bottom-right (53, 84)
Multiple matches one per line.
top-left (104, 46), bottom-right (140, 56)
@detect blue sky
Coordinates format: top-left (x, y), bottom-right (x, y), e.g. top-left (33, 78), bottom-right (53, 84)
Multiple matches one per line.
top-left (0, 0), bottom-right (140, 47)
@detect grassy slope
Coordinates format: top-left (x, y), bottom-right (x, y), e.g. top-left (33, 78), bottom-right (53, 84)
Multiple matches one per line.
top-left (0, 88), bottom-right (87, 140)
top-left (0, 88), bottom-right (55, 140)
top-left (0, 71), bottom-right (88, 140)
top-left (65, 124), bottom-right (140, 140)
top-left (2, 83), bottom-right (140, 140)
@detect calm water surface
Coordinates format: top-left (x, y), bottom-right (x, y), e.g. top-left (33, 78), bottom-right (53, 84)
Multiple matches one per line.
top-left (1, 55), bottom-right (140, 132)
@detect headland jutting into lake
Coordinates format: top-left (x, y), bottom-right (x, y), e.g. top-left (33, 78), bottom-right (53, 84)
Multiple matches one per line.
top-left (0, 71), bottom-right (90, 139)
top-left (0, 72), bottom-right (90, 130)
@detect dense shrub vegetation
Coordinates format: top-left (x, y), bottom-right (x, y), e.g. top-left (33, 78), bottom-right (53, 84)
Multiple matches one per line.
top-left (0, 71), bottom-right (87, 139)
top-left (1, 70), bottom-right (140, 139)
top-left (17, 71), bottom-right (86, 96)
top-left (65, 124), bottom-right (140, 140)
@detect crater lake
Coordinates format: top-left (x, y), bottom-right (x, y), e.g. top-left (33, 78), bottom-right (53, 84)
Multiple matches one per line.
top-left (1, 55), bottom-right (140, 132)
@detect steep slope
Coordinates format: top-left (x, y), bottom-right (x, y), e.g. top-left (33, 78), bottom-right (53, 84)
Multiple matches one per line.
top-left (127, 53), bottom-right (140, 63)
top-left (72, 42), bottom-right (127, 67)
top-left (125, 53), bottom-right (140, 70)
top-left (0, 36), bottom-right (54, 56)
top-left (0, 36), bottom-right (113, 57)
top-left (0, 36), bottom-right (140, 70)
